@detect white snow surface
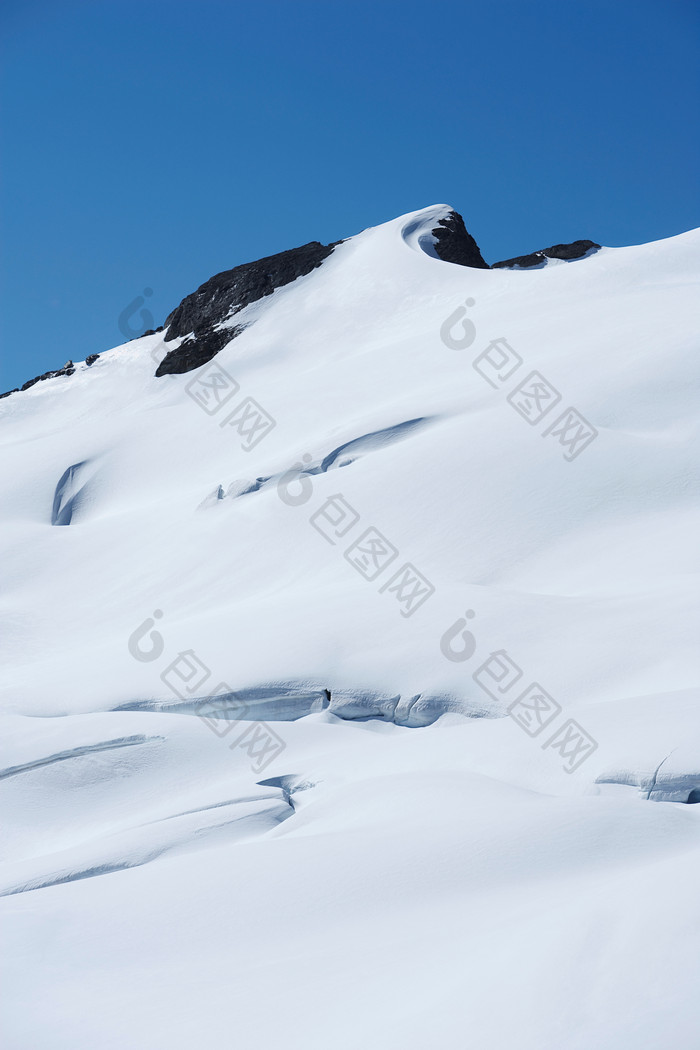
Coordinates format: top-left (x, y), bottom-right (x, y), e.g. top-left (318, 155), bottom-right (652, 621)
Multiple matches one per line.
top-left (1, 204), bottom-right (699, 1048)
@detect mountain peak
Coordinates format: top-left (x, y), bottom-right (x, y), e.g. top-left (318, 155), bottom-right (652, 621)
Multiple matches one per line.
top-left (155, 239), bottom-right (341, 377)
top-left (430, 208), bottom-right (490, 269)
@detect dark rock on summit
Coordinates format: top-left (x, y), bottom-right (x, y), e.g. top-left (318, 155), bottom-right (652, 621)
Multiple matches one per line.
top-left (540, 240), bottom-right (600, 261)
top-left (1, 353), bottom-right (101, 399)
top-left (155, 239), bottom-right (340, 377)
top-left (0, 218), bottom-right (601, 400)
top-left (431, 210), bottom-right (489, 269)
top-left (492, 239), bottom-right (600, 269)
top-left (15, 360), bottom-right (76, 394)
top-left (163, 241), bottom-right (340, 342)
top-left (155, 325), bottom-right (246, 377)
top-left (492, 250), bottom-right (546, 270)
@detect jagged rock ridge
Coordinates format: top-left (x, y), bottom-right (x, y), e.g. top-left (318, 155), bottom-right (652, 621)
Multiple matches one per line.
top-left (155, 239), bottom-right (341, 376)
top-left (492, 239), bottom-right (600, 269)
top-left (431, 210), bottom-right (489, 269)
top-left (0, 214), bottom-right (601, 397)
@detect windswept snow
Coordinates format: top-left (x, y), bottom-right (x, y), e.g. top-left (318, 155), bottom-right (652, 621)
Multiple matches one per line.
top-left (1, 204), bottom-right (699, 1049)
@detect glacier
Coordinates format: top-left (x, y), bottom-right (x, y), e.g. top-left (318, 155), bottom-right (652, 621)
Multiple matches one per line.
top-left (0, 204), bottom-right (699, 1049)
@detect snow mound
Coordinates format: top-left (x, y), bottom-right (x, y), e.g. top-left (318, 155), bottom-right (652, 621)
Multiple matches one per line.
top-left (1, 205), bottom-right (699, 1049)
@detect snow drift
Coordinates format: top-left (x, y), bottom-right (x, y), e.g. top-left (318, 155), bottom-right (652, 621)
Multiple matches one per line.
top-left (1, 204), bottom-right (699, 1049)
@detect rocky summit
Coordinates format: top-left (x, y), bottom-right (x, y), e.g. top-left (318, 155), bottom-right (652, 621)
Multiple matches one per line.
top-left (155, 239), bottom-right (341, 377)
top-left (0, 210), bottom-right (601, 394)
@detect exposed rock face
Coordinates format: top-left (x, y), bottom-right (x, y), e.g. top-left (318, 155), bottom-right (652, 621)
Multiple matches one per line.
top-left (155, 239), bottom-right (340, 377)
top-left (153, 325), bottom-right (246, 377)
top-left (22, 362), bottom-right (75, 390)
top-left (0, 215), bottom-right (602, 401)
top-left (0, 361), bottom-right (77, 400)
top-left (431, 210), bottom-right (489, 269)
top-left (492, 239), bottom-right (600, 269)
top-left (428, 212), bottom-right (597, 272)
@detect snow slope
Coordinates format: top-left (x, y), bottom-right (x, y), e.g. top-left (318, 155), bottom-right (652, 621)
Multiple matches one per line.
top-left (1, 204), bottom-right (699, 1048)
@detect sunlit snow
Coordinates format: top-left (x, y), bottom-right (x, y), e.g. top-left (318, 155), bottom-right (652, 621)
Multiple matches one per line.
top-left (1, 205), bottom-right (699, 1049)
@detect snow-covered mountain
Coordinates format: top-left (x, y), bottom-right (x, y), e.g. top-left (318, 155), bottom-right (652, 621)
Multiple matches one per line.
top-left (1, 204), bottom-right (699, 1049)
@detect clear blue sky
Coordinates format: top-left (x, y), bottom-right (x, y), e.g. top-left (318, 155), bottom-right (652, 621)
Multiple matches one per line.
top-left (1, 0), bottom-right (698, 393)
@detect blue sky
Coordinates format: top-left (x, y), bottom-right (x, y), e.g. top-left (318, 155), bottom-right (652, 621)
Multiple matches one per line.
top-left (1, 0), bottom-right (698, 393)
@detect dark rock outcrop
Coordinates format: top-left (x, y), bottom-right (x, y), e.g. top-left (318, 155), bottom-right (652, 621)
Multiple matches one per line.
top-left (431, 210), bottom-right (489, 269)
top-left (155, 239), bottom-right (340, 377)
top-left (1, 358), bottom-right (81, 401)
top-left (154, 325), bottom-right (246, 377)
top-left (492, 239), bottom-right (600, 269)
top-left (0, 216), bottom-right (602, 401)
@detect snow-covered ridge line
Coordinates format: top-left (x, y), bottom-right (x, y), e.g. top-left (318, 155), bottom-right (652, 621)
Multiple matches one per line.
top-left (0, 204), bottom-right (605, 398)
top-left (1, 203), bottom-right (699, 1050)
